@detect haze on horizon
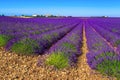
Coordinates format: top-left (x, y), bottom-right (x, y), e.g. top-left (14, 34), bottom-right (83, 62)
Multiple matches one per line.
top-left (0, 0), bottom-right (120, 17)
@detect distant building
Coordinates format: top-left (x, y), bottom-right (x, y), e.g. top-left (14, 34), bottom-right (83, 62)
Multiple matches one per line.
top-left (102, 16), bottom-right (108, 17)
top-left (45, 14), bottom-right (52, 17)
top-left (20, 15), bottom-right (25, 17)
top-left (32, 14), bottom-right (38, 17)
top-left (67, 16), bottom-right (72, 17)
top-left (91, 16), bottom-right (108, 18)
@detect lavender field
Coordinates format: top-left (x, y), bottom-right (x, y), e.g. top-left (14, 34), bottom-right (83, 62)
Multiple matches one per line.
top-left (0, 16), bottom-right (120, 80)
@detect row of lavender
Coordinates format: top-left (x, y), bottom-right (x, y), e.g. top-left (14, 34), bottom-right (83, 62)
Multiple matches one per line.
top-left (24, 23), bottom-right (79, 54)
top-left (40, 23), bottom-right (83, 68)
top-left (88, 18), bottom-right (120, 35)
top-left (0, 16), bottom-right (77, 37)
top-left (0, 16), bottom-right (81, 55)
top-left (0, 16), bottom-right (83, 69)
top-left (88, 19), bottom-right (120, 54)
top-left (86, 19), bottom-right (120, 79)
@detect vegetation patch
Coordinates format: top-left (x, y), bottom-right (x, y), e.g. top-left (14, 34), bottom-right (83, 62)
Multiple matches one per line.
top-left (114, 40), bottom-right (120, 47)
top-left (45, 51), bottom-right (69, 69)
top-left (43, 34), bottom-right (52, 42)
top-left (93, 42), bottom-right (102, 47)
top-left (62, 42), bottom-right (76, 51)
top-left (97, 60), bottom-right (120, 80)
top-left (11, 38), bottom-right (39, 55)
top-left (95, 52), bottom-right (115, 60)
top-left (0, 34), bottom-right (11, 47)
top-left (95, 52), bottom-right (120, 79)
top-left (112, 29), bottom-right (118, 32)
top-left (33, 31), bottom-right (41, 35)
top-left (53, 33), bottom-right (58, 37)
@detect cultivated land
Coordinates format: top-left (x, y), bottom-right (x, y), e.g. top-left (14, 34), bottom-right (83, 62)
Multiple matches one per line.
top-left (0, 16), bottom-right (120, 80)
top-left (0, 46), bottom-right (115, 80)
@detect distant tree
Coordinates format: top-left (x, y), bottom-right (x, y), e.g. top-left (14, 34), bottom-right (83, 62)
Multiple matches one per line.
top-left (40, 15), bottom-right (45, 17)
top-left (21, 14), bottom-right (24, 16)
top-left (36, 15), bottom-right (40, 17)
top-left (1, 14), bottom-right (4, 16)
top-left (68, 16), bottom-right (72, 17)
top-left (48, 15), bottom-right (57, 17)
top-left (14, 15), bottom-right (17, 17)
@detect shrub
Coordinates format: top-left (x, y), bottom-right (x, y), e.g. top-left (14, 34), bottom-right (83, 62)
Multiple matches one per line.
top-left (11, 38), bottom-right (39, 55)
top-left (97, 60), bottom-right (120, 80)
top-left (45, 51), bottom-right (69, 69)
top-left (114, 40), bottom-right (120, 47)
top-left (95, 52), bottom-right (115, 60)
top-left (0, 34), bottom-right (11, 47)
top-left (62, 42), bottom-right (76, 51)
top-left (96, 52), bottom-right (120, 80)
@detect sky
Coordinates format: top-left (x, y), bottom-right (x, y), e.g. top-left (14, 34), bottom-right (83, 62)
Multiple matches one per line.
top-left (0, 0), bottom-right (120, 17)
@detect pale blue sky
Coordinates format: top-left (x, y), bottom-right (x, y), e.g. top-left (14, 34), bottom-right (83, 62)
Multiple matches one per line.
top-left (0, 0), bottom-right (120, 17)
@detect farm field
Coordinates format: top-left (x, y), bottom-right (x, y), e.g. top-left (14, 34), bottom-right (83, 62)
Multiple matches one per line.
top-left (0, 16), bottom-right (120, 80)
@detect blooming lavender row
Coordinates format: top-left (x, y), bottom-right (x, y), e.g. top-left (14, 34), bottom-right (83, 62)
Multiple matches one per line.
top-left (7, 22), bottom-right (79, 54)
top-left (98, 23), bottom-right (120, 35)
top-left (0, 16), bottom-right (76, 37)
top-left (88, 18), bottom-right (120, 36)
top-left (86, 21), bottom-right (120, 78)
top-left (85, 23), bottom-right (117, 69)
top-left (89, 18), bottom-right (120, 35)
top-left (0, 17), bottom-right (80, 40)
top-left (90, 24), bottom-right (120, 54)
top-left (29, 23), bottom-right (79, 54)
top-left (42, 23), bottom-right (83, 66)
top-left (0, 16), bottom-right (80, 50)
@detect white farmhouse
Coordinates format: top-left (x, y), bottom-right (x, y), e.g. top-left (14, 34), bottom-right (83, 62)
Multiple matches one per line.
top-left (32, 14), bottom-right (38, 17)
